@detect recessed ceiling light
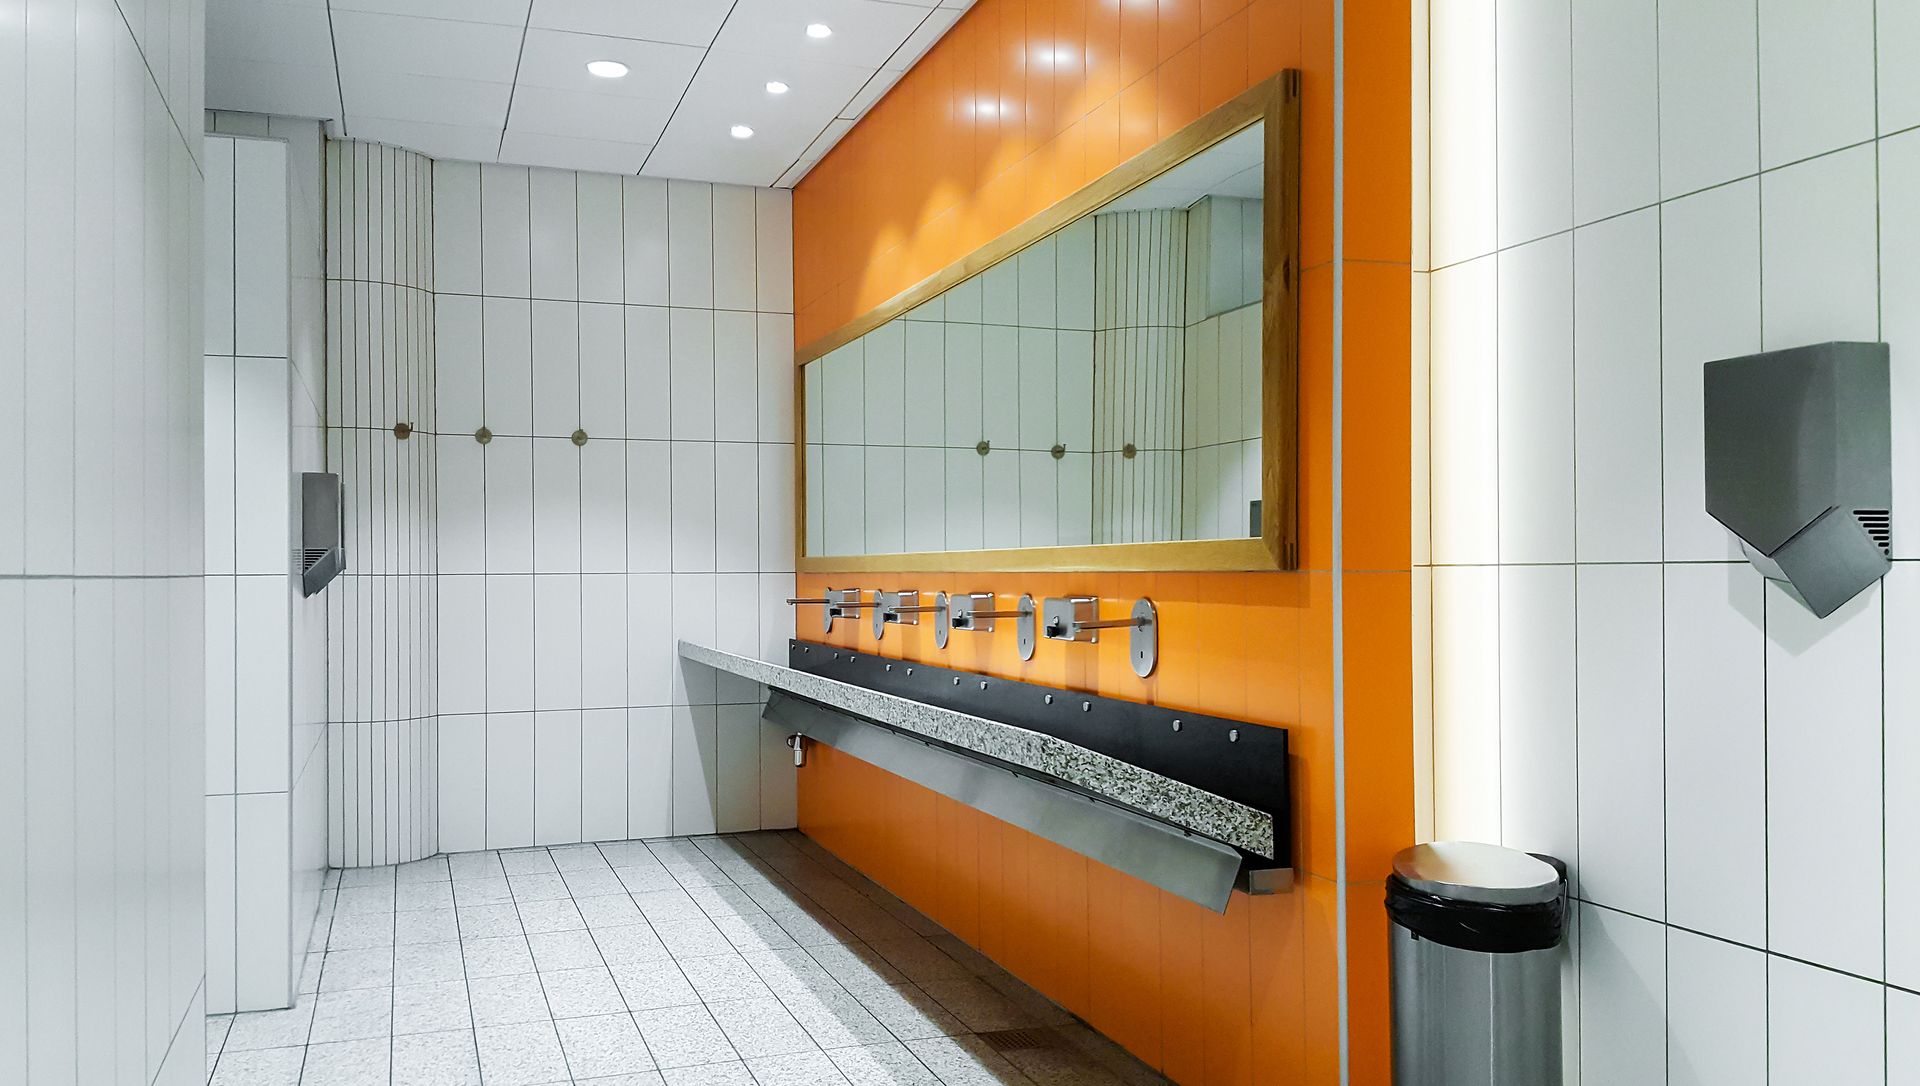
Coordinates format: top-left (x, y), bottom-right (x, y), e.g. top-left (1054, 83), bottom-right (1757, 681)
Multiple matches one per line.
top-left (805, 22), bottom-right (832, 38)
top-left (766, 80), bottom-right (790, 95)
top-left (586, 59), bottom-right (629, 79)
top-left (730, 124), bottom-right (755, 139)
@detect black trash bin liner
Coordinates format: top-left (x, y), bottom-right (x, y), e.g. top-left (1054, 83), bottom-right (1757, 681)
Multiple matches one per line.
top-left (1385, 854), bottom-right (1568, 954)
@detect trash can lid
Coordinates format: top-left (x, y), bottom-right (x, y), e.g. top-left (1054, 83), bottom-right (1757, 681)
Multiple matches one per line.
top-left (1391, 841), bottom-right (1562, 906)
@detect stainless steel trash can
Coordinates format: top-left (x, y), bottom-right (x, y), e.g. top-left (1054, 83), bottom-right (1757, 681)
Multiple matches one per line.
top-left (1387, 841), bottom-right (1568, 1086)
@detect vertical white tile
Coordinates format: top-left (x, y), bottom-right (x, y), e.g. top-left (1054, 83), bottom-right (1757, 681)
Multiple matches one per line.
top-left (482, 297), bottom-right (533, 436)
top-left (1496, 234), bottom-right (1574, 564)
top-left (531, 299), bottom-right (581, 437)
top-left (863, 446), bottom-right (906, 555)
top-left (980, 326), bottom-right (1019, 450)
top-left (1768, 958), bottom-right (1885, 1083)
top-left (1571, 0), bottom-right (1659, 223)
top-left (439, 714), bottom-right (487, 854)
top-left (575, 171), bottom-right (624, 304)
top-left (529, 168), bottom-right (578, 299)
top-left (943, 323), bottom-right (983, 448)
top-left (486, 575), bottom-right (535, 712)
top-left (944, 275), bottom-right (982, 323)
top-left (1496, 565), bottom-right (1577, 869)
top-left (1574, 564), bottom-right (1664, 917)
top-left (533, 710), bottom-right (584, 845)
top-left (628, 707), bottom-right (674, 838)
top-left (480, 164), bottom-right (531, 298)
top-left (1766, 581), bottom-right (1884, 979)
top-left (754, 188), bottom-right (793, 314)
top-left (759, 722), bottom-right (799, 830)
top-left (1056, 218), bottom-right (1094, 331)
top-left (203, 136), bottom-right (234, 356)
top-left (1016, 236), bottom-right (1056, 327)
top-left (669, 308), bottom-right (715, 441)
top-left (625, 305), bottom-right (671, 440)
top-left (671, 705), bottom-right (719, 835)
top-left (670, 574), bottom-right (717, 706)
top-left (1891, 988), bottom-right (1920, 1086)
top-left (1661, 180), bottom-right (1760, 562)
top-left (1017, 452), bottom-right (1057, 547)
top-left (1760, 144), bottom-right (1880, 348)
top-left (1663, 564), bottom-right (1767, 947)
top-left (712, 184), bottom-right (757, 312)
top-left (484, 437), bottom-right (535, 574)
top-left (755, 313), bottom-right (795, 443)
top-left (713, 310), bottom-right (760, 443)
top-left (1494, 0), bottom-right (1572, 245)
top-left (1429, 256), bottom-right (1498, 565)
top-left (1057, 330), bottom-right (1094, 453)
top-left (1658, 0), bottom-right (1759, 198)
top-left (580, 573), bottom-right (628, 711)
top-left (1430, 0), bottom-right (1497, 265)
top-left (944, 448), bottom-right (984, 552)
top-left (670, 441), bottom-right (717, 572)
top-left (1431, 566), bottom-right (1501, 842)
top-left (903, 447), bottom-right (947, 555)
top-left (203, 355), bottom-right (236, 576)
top-left (981, 449), bottom-right (1020, 550)
top-left (1017, 328), bottom-right (1057, 450)
top-left (234, 575), bottom-right (291, 795)
top-left (232, 358), bottom-right (290, 575)
top-left (1887, 563), bottom-right (1920, 989)
top-left (862, 322), bottom-right (907, 447)
top-left (486, 712), bottom-right (536, 848)
top-left (627, 441), bottom-right (672, 573)
top-left (532, 438), bottom-right (581, 575)
top-left (1666, 930), bottom-right (1766, 1086)
top-left (581, 708), bottom-right (627, 842)
top-left (666, 179), bottom-right (714, 308)
top-left (823, 444), bottom-right (866, 556)
top-left (624, 176), bottom-right (669, 306)
top-left (433, 160), bottom-right (482, 296)
top-left (757, 443), bottom-right (796, 572)
top-left (204, 796), bottom-right (236, 1014)
top-left (716, 704), bottom-right (761, 833)
top-left (579, 437), bottom-right (626, 575)
top-left (1758, 0), bottom-right (1877, 168)
top-left (233, 138), bottom-right (289, 358)
top-left (1577, 904), bottom-right (1667, 1086)
top-left (533, 574), bottom-right (583, 711)
top-left (1572, 209), bottom-right (1663, 563)
top-left (438, 575), bottom-right (488, 718)
top-left (1058, 452), bottom-right (1093, 546)
top-left (981, 260), bottom-right (1018, 325)
top-left (1882, 131), bottom-right (1920, 559)
top-left (715, 442), bottom-right (760, 572)
top-left (628, 574), bottom-right (674, 708)
top-left (233, 792), bottom-right (292, 1008)
top-left (435, 293), bottom-right (485, 437)
top-left (204, 577), bottom-right (237, 795)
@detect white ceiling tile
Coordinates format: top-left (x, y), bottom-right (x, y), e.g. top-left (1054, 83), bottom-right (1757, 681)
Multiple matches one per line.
top-left (351, 118), bottom-right (506, 163)
top-left (331, 11), bottom-right (527, 82)
top-left (206, 54), bottom-right (342, 122)
top-left (644, 51), bottom-right (869, 187)
top-left (507, 85), bottom-right (677, 144)
top-left (515, 28), bottom-right (704, 98)
top-left (711, 0), bottom-right (927, 69)
top-left (330, 0), bottom-right (532, 26)
top-left (343, 71), bottom-right (515, 129)
top-left (881, 6), bottom-right (961, 71)
top-left (499, 131), bottom-right (653, 174)
top-left (529, 0), bottom-right (730, 47)
top-left (206, 1), bottom-right (334, 65)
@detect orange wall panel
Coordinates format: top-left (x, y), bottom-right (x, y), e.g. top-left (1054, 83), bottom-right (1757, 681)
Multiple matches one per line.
top-left (788, 0), bottom-right (1415, 1078)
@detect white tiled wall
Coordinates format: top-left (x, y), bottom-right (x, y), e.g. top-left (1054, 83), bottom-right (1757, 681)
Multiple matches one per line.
top-left (325, 139), bottom-right (442, 869)
top-left (1423, 0), bottom-right (1920, 1077)
top-left (431, 163), bottom-right (798, 855)
top-left (202, 119), bottom-right (329, 1016)
top-left (0, 0), bottom-right (209, 1082)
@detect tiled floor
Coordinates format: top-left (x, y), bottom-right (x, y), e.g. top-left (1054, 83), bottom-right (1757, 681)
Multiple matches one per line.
top-left (207, 831), bottom-right (1170, 1085)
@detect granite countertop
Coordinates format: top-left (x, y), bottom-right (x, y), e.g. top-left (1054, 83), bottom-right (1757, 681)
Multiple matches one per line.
top-left (677, 641), bottom-right (1275, 859)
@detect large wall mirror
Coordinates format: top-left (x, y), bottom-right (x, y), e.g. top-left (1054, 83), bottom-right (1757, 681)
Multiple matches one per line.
top-left (797, 73), bottom-right (1300, 572)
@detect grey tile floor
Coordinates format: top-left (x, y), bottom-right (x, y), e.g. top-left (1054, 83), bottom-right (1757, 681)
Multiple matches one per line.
top-left (207, 831), bottom-right (1172, 1086)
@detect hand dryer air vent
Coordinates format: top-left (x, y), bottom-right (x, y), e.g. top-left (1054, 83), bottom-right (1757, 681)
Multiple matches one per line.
top-left (1703, 341), bottom-right (1892, 619)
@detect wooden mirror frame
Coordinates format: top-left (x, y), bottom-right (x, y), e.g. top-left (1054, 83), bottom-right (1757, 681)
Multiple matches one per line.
top-left (794, 70), bottom-right (1302, 573)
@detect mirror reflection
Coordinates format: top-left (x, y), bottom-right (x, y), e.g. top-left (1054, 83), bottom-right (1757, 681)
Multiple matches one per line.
top-left (804, 121), bottom-right (1265, 558)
